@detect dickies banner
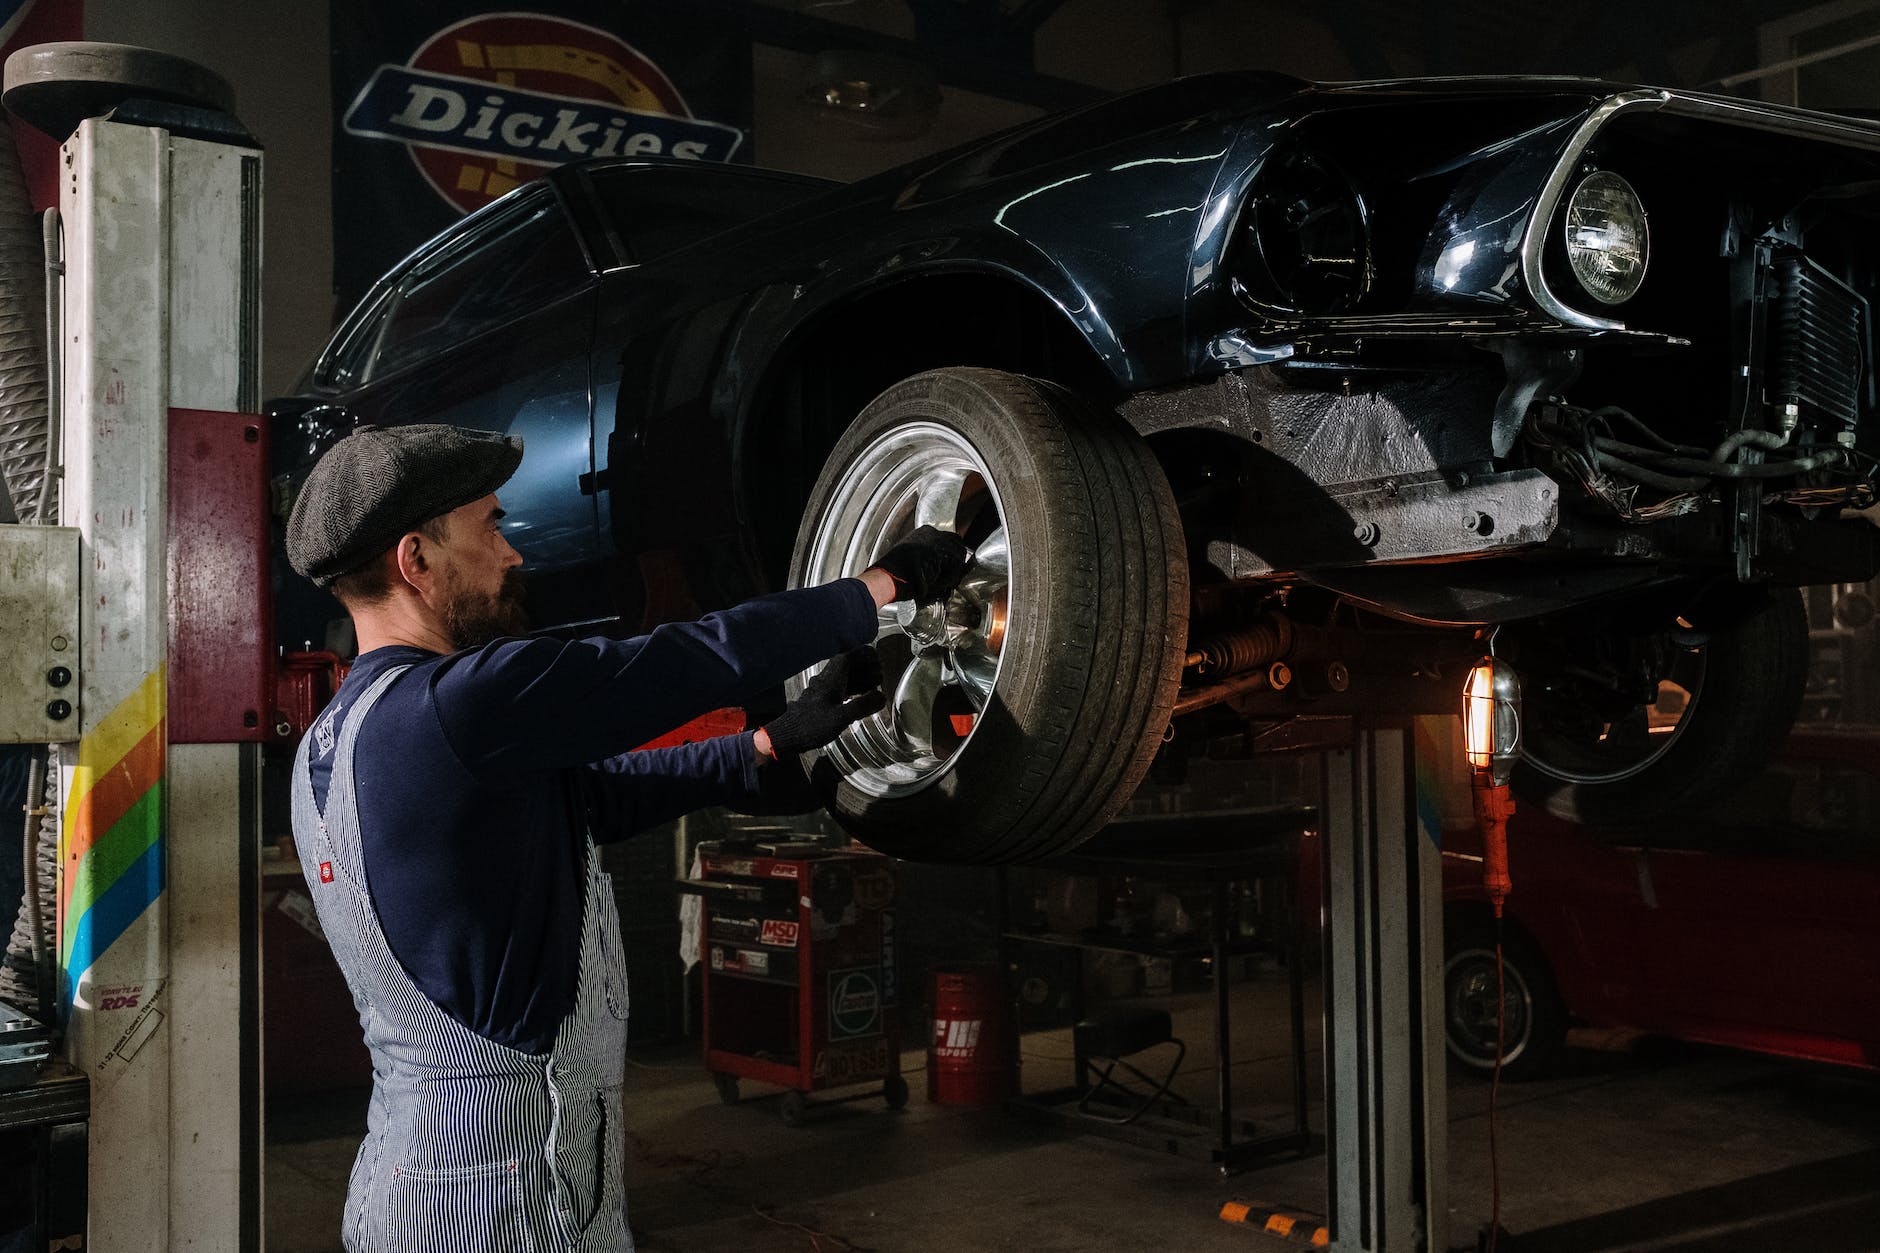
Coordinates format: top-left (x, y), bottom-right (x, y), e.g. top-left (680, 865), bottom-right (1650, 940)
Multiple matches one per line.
top-left (331, 2), bottom-right (752, 308)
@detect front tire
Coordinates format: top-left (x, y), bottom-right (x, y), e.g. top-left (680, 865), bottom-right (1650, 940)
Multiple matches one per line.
top-left (790, 368), bottom-right (1188, 863)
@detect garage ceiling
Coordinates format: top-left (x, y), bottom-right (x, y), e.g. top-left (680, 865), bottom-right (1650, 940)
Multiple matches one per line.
top-left (753, 0), bottom-right (1877, 94)
top-left (1315, 0), bottom-right (1856, 85)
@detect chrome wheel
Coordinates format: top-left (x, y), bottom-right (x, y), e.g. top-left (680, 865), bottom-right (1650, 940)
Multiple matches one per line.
top-left (1522, 641), bottom-right (1705, 786)
top-left (1444, 947), bottom-right (1533, 1069)
top-left (1509, 589), bottom-right (1806, 828)
top-left (797, 421), bottom-right (1010, 799)
top-left (787, 368), bottom-right (1187, 861)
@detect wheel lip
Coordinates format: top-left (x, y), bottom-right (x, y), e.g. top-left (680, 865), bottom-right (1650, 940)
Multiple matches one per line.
top-left (1521, 647), bottom-right (1707, 787)
top-left (796, 417), bottom-right (1012, 800)
top-left (1443, 945), bottom-right (1535, 1069)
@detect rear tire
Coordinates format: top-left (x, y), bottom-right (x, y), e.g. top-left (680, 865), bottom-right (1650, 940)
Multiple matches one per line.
top-left (1513, 586), bottom-right (1807, 826)
top-left (790, 368), bottom-right (1188, 863)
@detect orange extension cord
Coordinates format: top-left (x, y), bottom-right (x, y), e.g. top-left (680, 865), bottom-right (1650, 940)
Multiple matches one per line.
top-left (1490, 926), bottom-right (1506, 1253)
top-left (1472, 779), bottom-right (1515, 1253)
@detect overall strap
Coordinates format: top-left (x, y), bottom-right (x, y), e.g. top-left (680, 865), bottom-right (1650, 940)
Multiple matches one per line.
top-left (303, 663), bottom-right (411, 895)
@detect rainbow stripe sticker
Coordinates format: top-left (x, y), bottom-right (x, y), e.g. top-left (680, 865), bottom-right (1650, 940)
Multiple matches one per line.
top-left (1413, 715), bottom-right (1448, 848)
top-left (59, 667), bottom-right (166, 992)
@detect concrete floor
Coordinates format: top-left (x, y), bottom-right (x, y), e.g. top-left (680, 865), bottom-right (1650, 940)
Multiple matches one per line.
top-left (265, 968), bottom-right (1880, 1251)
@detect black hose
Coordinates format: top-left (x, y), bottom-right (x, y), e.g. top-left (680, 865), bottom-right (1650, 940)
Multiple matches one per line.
top-left (1590, 449), bottom-right (1713, 492)
top-left (1712, 428), bottom-right (1791, 465)
top-left (1587, 406), bottom-right (1709, 458)
top-left (1591, 435), bottom-right (1836, 479)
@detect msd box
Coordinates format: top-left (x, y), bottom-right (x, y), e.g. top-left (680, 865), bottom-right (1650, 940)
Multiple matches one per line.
top-left (0, 526), bottom-right (80, 744)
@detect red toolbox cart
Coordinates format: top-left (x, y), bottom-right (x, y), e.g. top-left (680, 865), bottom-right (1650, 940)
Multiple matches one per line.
top-left (690, 840), bottom-right (905, 1124)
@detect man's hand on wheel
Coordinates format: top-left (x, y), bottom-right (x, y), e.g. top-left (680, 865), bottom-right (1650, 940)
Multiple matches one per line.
top-left (868, 525), bottom-right (973, 604)
top-left (757, 647), bottom-right (887, 759)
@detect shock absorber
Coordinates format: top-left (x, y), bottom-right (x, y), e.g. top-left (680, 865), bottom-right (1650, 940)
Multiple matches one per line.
top-left (1184, 615), bottom-right (1294, 678)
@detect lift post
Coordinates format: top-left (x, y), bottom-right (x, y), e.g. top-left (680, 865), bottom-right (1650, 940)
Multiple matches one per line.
top-left (1318, 716), bottom-right (1450, 1253)
top-left (0, 43), bottom-right (267, 1250)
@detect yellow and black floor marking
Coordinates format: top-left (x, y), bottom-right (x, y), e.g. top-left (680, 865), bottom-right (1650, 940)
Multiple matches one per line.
top-left (1219, 1201), bottom-right (1330, 1246)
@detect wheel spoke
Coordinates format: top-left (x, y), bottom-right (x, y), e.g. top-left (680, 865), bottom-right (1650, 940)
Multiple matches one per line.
top-left (1666, 648), bottom-right (1705, 696)
top-left (952, 649), bottom-right (998, 710)
top-left (892, 650), bottom-right (946, 755)
top-left (961, 525), bottom-right (1008, 597)
top-left (1601, 705), bottom-right (1652, 755)
top-left (831, 704), bottom-right (901, 773)
top-left (876, 605), bottom-right (902, 642)
top-left (915, 467), bottom-right (969, 532)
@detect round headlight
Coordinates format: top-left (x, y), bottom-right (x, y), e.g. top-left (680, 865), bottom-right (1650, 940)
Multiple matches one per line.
top-left (1563, 170), bottom-right (1648, 305)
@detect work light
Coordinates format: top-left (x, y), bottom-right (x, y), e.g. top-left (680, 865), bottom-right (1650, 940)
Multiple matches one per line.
top-left (1463, 656), bottom-right (1522, 788)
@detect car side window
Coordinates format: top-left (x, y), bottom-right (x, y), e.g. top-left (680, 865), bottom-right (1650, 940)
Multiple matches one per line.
top-left (586, 166), bottom-right (827, 264)
top-left (319, 286), bottom-right (393, 390)
top-left (368, 193), bottom-right (589, 382)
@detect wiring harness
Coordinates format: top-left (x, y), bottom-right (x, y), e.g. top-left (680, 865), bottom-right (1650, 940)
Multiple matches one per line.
top-left (1528, 403), bottom-right (1876, 522)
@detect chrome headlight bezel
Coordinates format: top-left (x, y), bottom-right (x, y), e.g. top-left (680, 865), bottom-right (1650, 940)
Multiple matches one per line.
top-left (1561, 169), bottom-right (1649, 306)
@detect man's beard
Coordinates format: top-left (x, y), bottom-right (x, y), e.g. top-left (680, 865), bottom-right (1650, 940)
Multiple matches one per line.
top-left (443, 569), bottom-right (530, 650)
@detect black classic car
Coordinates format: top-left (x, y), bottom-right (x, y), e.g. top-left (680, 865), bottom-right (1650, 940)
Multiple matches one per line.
top-left (273, 72), bottom-right (1880, 862)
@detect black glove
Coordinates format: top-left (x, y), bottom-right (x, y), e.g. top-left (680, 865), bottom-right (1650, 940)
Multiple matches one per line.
top-left (869, 525), bottom-right (973, 603)
top-left (763, 647), bottom-right (887, 756)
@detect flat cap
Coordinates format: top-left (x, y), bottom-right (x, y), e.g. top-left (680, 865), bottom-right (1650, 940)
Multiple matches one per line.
top-left (287, 423), bottom-right (523, 586)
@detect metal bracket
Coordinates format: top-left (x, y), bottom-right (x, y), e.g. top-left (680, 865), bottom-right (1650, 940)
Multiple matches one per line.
top-left (0, 525), bottom-right (80, 743)
top-left (1490, 340), bottom-right (1582, 458)
top-left (1211, 467), bottom-right (1559, 578)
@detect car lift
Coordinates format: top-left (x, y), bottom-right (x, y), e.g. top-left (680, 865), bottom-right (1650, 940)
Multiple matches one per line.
top-left (0, 39), bottom-right (1495, 1253)
top-left (0, 43), bottom-right (266, 1249)
top-left (1244, 644), bottom-right (1515, 1253)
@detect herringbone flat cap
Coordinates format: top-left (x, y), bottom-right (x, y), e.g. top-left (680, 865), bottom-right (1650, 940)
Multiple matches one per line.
top-left (287, 423), bottom-right (523, 586)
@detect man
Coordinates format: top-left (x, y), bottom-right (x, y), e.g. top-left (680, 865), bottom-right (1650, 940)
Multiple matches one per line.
top-left (284, 423), bottom-right (968, 1252)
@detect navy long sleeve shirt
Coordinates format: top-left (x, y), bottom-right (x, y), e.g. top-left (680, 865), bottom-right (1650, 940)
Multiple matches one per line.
top-left (305, 579), bottom-right (877, 1054)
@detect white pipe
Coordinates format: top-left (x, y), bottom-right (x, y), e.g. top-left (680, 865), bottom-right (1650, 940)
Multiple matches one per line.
top-left (1713, 29), bottom-right (1880, 88)
top-left (38, 207), bottom-right (60, 524)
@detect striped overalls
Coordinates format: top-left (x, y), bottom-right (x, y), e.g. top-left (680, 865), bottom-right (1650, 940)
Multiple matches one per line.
top-left (292, 666), bottom-right (633, 1252)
